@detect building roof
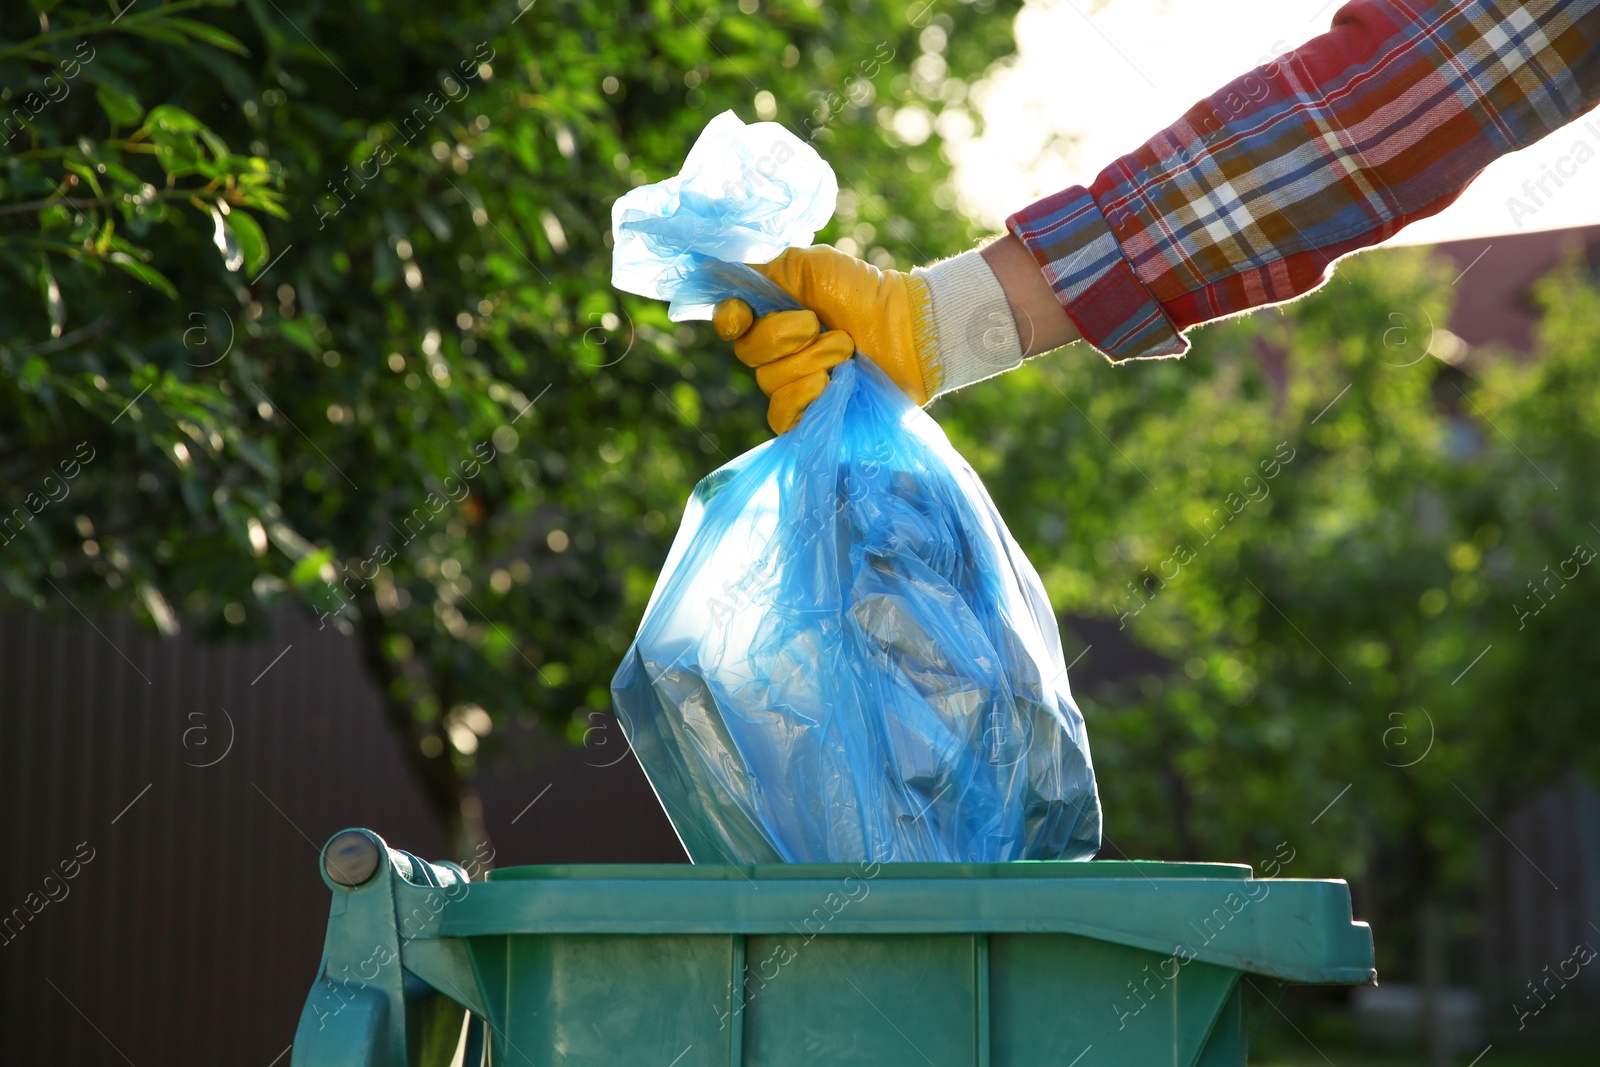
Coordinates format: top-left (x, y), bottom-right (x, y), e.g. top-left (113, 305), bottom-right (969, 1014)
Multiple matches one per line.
top-left (1422, 224), bottom-right (1600, 353)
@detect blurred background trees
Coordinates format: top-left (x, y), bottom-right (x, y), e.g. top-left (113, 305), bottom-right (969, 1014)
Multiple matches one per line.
top-left (945, 247), bottom-right (1600, 985)
top-left (4, 0), bottom-right (1600, 1053)
top-left (1, 0), bottom-right (1019, 854)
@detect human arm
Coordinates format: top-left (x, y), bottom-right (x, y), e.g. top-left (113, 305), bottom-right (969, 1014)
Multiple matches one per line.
top-left (723, 0), bottom-right (1600, 429)
top-left (1010, 0), bottom-right (1600, 362)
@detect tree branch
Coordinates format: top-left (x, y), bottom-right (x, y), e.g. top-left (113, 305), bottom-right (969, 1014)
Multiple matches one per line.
top-left (0, 188), bottom-right (198, 218)
top-left (7, 315), bottom-right (113, 356)
top-left (0, 0), bottom-right (226, 64)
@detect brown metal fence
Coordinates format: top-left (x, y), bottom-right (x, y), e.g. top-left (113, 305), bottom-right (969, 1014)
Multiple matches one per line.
top-left (0, 605), bottom-right (684, 1065)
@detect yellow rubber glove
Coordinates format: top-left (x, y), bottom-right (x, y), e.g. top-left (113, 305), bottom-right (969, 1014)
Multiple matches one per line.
top-left (712, 245), bottom-right (939, 435)
top-left (715, 244), bottom-right (1030, 434)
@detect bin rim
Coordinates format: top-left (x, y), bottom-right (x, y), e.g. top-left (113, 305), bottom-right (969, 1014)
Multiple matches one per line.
top-left (423, 861), bottom-right (1376, 986)
top-left (484, 858), bottom-right (1256, 882)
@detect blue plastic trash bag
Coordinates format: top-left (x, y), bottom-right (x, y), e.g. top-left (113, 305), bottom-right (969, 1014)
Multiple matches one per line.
top-left (610, 111), bottom-right (1100, 864)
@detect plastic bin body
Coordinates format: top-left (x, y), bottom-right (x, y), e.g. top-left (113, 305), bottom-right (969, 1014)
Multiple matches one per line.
top-left (291, 831), bottom-right (1375, 1067)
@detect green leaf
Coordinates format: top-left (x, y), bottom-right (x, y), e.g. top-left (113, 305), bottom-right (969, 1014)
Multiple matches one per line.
top-left (94, 157), bottom-right (143, 187)
top-left (227, 209), bottom-right (268, 274)
top-left (143, 104), bottom-right (204, 133)
top-left (96, 84), bottom-right (145, 126)
top-left (198, 127), bottom-right (232, 162)
top-left (210, 207), bottom-right (243, 271)
top-left (231, 435), bottom-right (276, 478)
top-left (290, 548), bottom-right (334, 586)
top-left (20, 355), bottom-right (49, 387)
top-left (39, 265), bottom-right (64, 334)
top-left (164, 17), bottom-right (250, 56)
top-left (185, 39), bottom-right (257, 102)
top-left (65, 161), bottom-right (104, 195)
top-left (108, 252), bottom-right (177, 298)
top-left (276, 318), bottom-right (320, 354)
top-left (123, 23), bottom-right (193, 49)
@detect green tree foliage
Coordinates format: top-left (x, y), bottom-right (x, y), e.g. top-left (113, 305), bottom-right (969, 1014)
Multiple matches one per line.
top-left (0, 0), bottom-right (1017, 855)
top-left (941, 247), bottom-right (1600, 976)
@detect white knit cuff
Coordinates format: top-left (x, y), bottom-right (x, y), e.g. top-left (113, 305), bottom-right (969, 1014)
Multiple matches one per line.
top-left (912, 248), bottom-right (1024, 402)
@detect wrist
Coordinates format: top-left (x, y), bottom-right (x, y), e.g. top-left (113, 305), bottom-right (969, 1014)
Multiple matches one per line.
top-left (911, 247), bottom-right (1025, 402)
top-left (980, 233), bottom-right (1081, 357)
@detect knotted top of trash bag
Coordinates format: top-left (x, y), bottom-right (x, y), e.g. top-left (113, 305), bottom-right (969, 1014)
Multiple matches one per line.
top-left (611, 110), bottom-right (837, 321)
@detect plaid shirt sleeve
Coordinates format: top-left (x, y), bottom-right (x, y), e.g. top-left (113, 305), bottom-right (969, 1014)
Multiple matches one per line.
top-left (1006, 0), bottom-right (1600, 362)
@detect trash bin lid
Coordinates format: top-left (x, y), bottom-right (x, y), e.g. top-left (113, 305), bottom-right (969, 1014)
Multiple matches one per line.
top-left (438, 860), bottom-right (1374, 985)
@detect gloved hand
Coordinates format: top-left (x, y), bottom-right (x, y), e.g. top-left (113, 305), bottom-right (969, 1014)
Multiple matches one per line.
top-left (713, 244), bottom-right (1025, 434)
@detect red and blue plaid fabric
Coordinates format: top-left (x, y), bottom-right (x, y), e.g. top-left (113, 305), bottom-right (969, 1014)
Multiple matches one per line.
top-left (1008, 0), bottom-right (1600, 361)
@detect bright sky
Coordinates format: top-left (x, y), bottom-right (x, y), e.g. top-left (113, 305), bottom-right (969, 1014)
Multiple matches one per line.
top-left (948, 0), bottom-right (1600, 246)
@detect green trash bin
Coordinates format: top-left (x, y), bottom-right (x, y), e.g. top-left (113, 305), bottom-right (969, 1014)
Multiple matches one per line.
top-left (291, 828), bottom-right (1375, 1067)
